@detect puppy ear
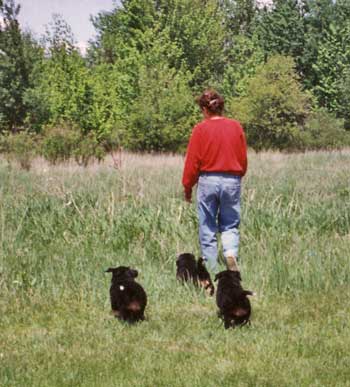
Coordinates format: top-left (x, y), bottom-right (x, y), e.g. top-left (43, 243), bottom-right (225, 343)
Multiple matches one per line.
top-left (105, 268), bottom-right (114, 273)
top-left (243, 290), bottom-right (255, 297)
top-left (130, 269), bottom-right (138, 278)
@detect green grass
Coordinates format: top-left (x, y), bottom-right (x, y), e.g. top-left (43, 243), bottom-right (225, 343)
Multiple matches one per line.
top-left (1, 151), bottom-right (350, 386)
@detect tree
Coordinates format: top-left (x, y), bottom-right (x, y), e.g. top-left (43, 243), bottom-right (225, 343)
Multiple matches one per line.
top-left (255, 0), bottom-right (306, 70)
top-left (222, 34), bottom-right (264, 99)
top-left (91, 0), bottom-right (227, 89)
top-left (311, 22), bottom-right (350, 113)
top-left (220, 0), bottom-right (257, 36)
top-left (0, 0), bottom-right (33, 130)
top-left (31, 15), bottom-right (93, 132)
top-left (231, 55), bottom-right (311, 150)
top-left (337, 66), bottom-right (350, 129)
top-left (89, 0), bottom-right (156, 64)
top-left (156, 0), bottom-right (227, 88)
top-left (124, 29), bottom-right (198, 151)
top-left (301, 0), bottom-right (340, 89)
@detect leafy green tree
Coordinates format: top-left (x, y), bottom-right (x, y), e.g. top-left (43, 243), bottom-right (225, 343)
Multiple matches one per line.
top-left (125, 31), bottom-right (198, 151)
top-left (301, 0), bottom-right (343, 89)
top-left (44, 13), bottom-right (76, 55)
top-left (89, 0), bottom-right (156, 64)
top-left (231, 55), bottom-right (311, 150)
top-left (91, 0), bottom-right (227, 89)
top-left (33, 15), bottom-right (93, 132)
top-left (156, 0), bottom-right (227, 87)
top-left (311, 22), bottom-right (350, 113)
top-left (0, 0), bottom-right (41, 131)
top-left (337, 66), bottom-right (350, 129)
top-left (255, 0), bottom-right (306, 69)
top-left (220, 0), bottom-right (257, 36)
top-left (222, 34), bottom-right (264, 98)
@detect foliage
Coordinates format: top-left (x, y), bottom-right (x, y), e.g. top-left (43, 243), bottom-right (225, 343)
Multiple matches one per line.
top-left (222, 34), bottom-right (264, 98)
top-left (91, 0), bottom-right (227, 89)
top-left (221, 0), bottom-right (257, 36)
top-left (36, 50), bottom-right (92, 132)
top-left (40, 124), bottom-right (79, 164)
top-left (300, 109), bottom-right (350, 150)
top-left (2, 0), bottom-right (350, 153)
top-left (73, 131), bottom-right (106, 166)
top-left (0, 0), bottom-right (42, 131)
top-left (124, 29), bottom-right (198, 152)
top-left (255, 0), bottom-right (306, 67)
top-left (337, 66), bottom-right (350, 129)
top-left (89, 0), bottom-right (156, 64)
top-left (231, 55), bottom-right (311, 150)
top-left (125, 66), bottom-right (197, 152)
top-left (40, 124), bottom-right (112, 166)
top-left (311, 22), bottom-right (350, 113)
top-left (0, 130), bottom-right (37, 169)
top-left (156, 0), bottom-right (227, 88)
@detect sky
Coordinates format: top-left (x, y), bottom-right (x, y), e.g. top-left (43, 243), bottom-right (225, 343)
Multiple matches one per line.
top-left (12, 0), bottom-right (272, 54)
top-left (17, 0), bottom-right (118, 53)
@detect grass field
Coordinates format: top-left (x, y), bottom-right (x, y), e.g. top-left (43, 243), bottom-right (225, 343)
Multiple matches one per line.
top-left (1, 150), bottom-right (350, 387)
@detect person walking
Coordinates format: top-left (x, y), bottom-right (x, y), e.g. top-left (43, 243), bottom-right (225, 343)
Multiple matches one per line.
top-left (182, 89), bottom-right (247, 271)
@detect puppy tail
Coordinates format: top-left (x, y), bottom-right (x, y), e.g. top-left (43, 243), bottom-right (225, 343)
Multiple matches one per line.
top-left (243, 290), bottom-right (255, 297)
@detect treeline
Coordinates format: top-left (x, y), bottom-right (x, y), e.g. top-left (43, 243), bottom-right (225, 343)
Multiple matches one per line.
top-left (1, 0), bottom-right (350, 167)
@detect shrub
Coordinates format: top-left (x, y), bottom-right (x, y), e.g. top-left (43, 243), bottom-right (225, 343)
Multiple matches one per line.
top-left (300, 109), bottom-right (350, 150)
top-left (73, 132), bottom-right (106, 167)
top-left (40, 124), bottom-right (79, 164)
top-left (0, 131), bottom-right (38, 170)
top-left (231, 55), bottom-right (311, 151)
top-left (41, 124), bottom-right (109, 166)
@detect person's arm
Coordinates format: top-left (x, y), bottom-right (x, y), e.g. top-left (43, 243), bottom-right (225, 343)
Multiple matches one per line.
top-left (240, 129), bottom-right (248, 176)
top-left (182, 126), bottom-right (201, 202)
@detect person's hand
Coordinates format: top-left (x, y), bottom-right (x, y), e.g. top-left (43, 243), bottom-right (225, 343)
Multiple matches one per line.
top-left (184, 190), bottom-right (192, 203)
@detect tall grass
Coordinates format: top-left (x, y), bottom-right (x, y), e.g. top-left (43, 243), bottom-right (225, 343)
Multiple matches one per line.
top-left (1, 150), bottom-right (350, 386)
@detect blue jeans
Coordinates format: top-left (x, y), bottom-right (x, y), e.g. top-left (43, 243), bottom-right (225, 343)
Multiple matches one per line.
top-left (197, 172), bottom-right (241, 270)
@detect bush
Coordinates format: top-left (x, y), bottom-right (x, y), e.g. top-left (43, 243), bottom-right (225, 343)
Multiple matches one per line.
top-left (41, 124), bottom-right (110, 166)
top-left (300, 109), bottom-right (350, 150)
top-left (73, 132), bottom-right (106, 167)
top-left (40, 125), bottom-right (79, 164)
top-left (231, 55), bottom-right (311, 151)
top-left (0, 131), bottom-right (38, 170)
top-left (125, 64), bottom-right (198, 152)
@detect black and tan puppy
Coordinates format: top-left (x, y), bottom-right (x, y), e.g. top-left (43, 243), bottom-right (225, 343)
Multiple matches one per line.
top-left (176, 253), bottom-right (198, 284)
top-left (215, 270), bottom-right (253, 329)
top-left (106, 266), bottom-right (147, 323)
top-left (176, 253), bottom-right (215, 296)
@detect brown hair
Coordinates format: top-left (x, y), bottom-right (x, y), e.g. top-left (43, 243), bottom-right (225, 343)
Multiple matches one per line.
top-left (197, 89), bottom-right (224, 115)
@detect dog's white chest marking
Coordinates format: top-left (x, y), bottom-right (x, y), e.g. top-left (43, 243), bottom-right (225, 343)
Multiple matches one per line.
top-left (119, 285), bottom-right (125, 291)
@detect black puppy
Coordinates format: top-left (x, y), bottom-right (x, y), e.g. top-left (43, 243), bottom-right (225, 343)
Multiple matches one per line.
top-left (215, 270), bottom-right (253, 329)
top-left (106, 266), bottom-right (147, 323)
top-left (176, 253), bottom-right (215, 296)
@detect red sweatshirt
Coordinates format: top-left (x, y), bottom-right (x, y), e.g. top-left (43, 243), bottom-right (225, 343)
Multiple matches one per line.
top-left (182, 117), bottom-right (247, 197)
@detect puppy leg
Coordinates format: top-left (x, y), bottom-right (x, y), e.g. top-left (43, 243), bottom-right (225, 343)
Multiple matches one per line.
top-left (224, 317), bottom-right (233, 329)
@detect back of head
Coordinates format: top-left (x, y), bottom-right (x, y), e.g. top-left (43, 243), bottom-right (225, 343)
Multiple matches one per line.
top-left (197, 89), bottom-right (224, 115)
top-left (176, 253), bottom-right (196, 267)
top-left (106, 266), bottom-right (138, 281)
